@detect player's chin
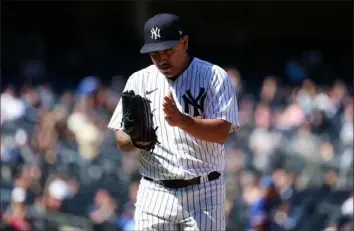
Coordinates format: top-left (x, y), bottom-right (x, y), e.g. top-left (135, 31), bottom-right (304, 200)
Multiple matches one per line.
top-left (159, 68), bottom-right (174, 77)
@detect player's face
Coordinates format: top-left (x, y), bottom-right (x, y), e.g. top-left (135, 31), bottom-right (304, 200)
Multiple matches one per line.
top-left (150, 36), bottom-right (189, 78)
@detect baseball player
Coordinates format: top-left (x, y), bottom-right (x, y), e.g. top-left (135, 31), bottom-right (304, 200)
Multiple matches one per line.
top-left (108, 13), bottom-right (240, 231)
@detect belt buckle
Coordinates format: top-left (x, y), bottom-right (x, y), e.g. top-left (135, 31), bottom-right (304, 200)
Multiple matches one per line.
top-left (200, 174), bottom-right (209, 184)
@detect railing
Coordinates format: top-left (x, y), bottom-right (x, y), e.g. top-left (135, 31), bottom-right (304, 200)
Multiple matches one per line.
top-left (0, 213), bottom-right (93, 231)
top-left (35, 212), bottom-right (94, 231)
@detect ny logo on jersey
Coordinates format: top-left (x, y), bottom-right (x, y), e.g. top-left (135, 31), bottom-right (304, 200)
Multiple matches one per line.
top-left (151, 27), bottom-right (161, 40)
top-left (182, 88), bottom-right (206, 117)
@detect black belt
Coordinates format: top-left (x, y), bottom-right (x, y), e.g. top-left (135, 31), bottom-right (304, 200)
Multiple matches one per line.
top-left (143, 171), bottom-right (221, 189)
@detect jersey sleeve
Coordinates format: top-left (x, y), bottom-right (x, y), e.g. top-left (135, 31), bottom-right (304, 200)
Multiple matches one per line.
top-left (107, 74), bottom-right (136, 131)
top-left (204, 66), bottom-right (240, 132)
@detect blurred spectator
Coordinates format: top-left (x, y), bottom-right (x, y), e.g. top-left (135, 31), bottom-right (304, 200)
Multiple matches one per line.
top-left (120, 151), bottom-right (139, 175)
top-left (67, 99), bottom-right (90, 136)
top-left (1, 85), bottom-right (26, 125)
top-left (67, 99), bottom-right (103, 161)
top-left (341, 191), bottom-right (353, 216)
top-left (226, 67), bottom-right (244, 97)
top-left (237, 94), bottom-right (256, 129)
top-left (44, 178), bottom-right (70, 212)
top-left (273, 168), bottom-right (296, 201)
top-left (312, 90), bottom-right (336, 119)
top-left (273, 102), bottom-right (305, 131)
top-left (110, 75), bottom-right (126, 95)
top-left (77, 76), bottom-right (100, 98)
top-left (296, 79), bottom-right (318, 116)
top-left (75, 120), bottom-right (103, 161)
top-left (225, 148), bottom-right (246, 175)
top-left (31, 111), bottom-right (58, 164)
top-left (1, 131), bottom-right (24, 167)
top-left (329, 80), bottom-right (349, 114)
top-left (20, 85), bottom-right (41, 124)
top-left (37, 84), bottom-right (55, 110)
top-left (289, 122), bottom-right (320, 162)
top-left (285, 58), bottom-right (307, 85)
top-left (53, 91), bottom-right (75, 118)
top-left (246, 176), bottom-right (279, 231)
top-left (340, 191), bottom-right (354, 231)
top-left (117, 181), bottom-right (139, 231)
top-left (248, 103), bottom-right (284, 172)
top-left (259, 76), bottom-right (284, 108)
top-left (13, 129), bottom-right (38, 168)
top-left (2, 187), bottom-right (32, 231)
top-left (273, 201), bottom-right (300, 231)
top-left (88, 190), bottom-right (118, 228)
top-left (25, 176), bottom-right (77, 230)
top-left (340, 101), bottom-right (353, 147)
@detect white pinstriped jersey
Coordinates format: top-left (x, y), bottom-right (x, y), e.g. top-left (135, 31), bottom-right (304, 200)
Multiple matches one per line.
top-left (108, 57), bottom-right (239, 180)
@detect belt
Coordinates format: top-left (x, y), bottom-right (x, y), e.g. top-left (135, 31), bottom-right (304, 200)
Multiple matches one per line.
top-left (143, 171), bottom-right (221, 189)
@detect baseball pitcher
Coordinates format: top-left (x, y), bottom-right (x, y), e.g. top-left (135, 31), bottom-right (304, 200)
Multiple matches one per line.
top-left (108, 13), bottom-right (240, 231)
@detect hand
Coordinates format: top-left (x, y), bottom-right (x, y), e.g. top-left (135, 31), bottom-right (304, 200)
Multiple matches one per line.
top-left (131, 135), bottom-right (155, 152)
top-left (163, 91), bottom-right (185, 127)
top-left (89, 209), bottom-right (106, 224)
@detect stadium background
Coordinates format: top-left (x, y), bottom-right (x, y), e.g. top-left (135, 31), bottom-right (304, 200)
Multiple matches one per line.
top-left (1, 1), bottom-right (353, 231)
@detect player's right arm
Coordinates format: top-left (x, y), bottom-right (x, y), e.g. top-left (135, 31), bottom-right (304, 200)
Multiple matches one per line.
top-left (114, 129), bottom-right (137, 153)
top-left (114, 129), bottom-right (151, 153)
top-left (108, 74), bottom-right (139, 153)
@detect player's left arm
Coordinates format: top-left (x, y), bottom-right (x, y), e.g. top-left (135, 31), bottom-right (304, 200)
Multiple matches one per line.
top-left (183, 67), bottom-right (239, 144)
top-left (178, 116), bottom-right (232, 144)
top-left (164, 66), bottom-right (239, 144)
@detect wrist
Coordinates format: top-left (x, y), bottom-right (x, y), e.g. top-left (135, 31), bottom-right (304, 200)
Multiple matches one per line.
top-left (178, 113), bottom-right (192, 130)
top-left (132, 140), bottom-right (152, 149)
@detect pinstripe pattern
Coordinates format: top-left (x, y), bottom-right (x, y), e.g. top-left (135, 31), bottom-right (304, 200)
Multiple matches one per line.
top-left (108, 57), bottom-right (238, 230)
top-left (134, 175), bottom-right (225, 231)
top-left (108, 58), bottom-right (239, 180)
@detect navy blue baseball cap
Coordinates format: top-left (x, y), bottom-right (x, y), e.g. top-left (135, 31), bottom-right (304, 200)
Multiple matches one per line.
top-left (140, 13), bottom-right (186, 54)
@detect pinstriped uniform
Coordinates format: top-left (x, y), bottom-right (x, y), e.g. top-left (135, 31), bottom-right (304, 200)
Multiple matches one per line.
top-left (108, 57), bottom-right (240, 230)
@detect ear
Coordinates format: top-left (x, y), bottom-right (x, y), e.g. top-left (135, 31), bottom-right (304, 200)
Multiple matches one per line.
top-left (181, 35), bottom-right (189, 51)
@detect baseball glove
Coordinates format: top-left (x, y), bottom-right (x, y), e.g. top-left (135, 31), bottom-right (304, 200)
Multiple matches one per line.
top-left (120, 90), bottom-right (159, 152)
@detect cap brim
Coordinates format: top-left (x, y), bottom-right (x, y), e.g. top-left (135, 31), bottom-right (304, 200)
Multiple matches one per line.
top-left (140, 40), bottom-right (180, 54)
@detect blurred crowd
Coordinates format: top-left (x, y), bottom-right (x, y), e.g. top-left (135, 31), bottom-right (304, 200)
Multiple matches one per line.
top-left (1, 60), bottom-right (353, 230)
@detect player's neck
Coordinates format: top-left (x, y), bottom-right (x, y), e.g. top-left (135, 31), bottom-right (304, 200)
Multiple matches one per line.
top-left (168, 55), bottom-right (193, 81)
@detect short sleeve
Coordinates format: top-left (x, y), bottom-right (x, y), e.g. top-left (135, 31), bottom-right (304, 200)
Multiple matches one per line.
top-left (204, 66), bottom-right (240, 132)
top-left (107, 75), bottom-right (136, 131)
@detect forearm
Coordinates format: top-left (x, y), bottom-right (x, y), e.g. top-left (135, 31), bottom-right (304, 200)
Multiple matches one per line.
top-left (114, 129), bottom-right (138, 153)
top-left (179, 115), bottom-right (231, 144)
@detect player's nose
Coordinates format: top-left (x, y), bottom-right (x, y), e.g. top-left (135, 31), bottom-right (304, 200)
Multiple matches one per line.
top-left (156, 50), bottom-right (170, 61)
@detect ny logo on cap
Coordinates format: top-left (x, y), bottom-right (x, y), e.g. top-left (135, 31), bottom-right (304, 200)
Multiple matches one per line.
top-left (151, 27), bottom-right (161, 40)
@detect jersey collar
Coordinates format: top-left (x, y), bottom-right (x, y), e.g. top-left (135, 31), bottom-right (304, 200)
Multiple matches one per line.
top-left (167, 56), bottom-right (195, 82)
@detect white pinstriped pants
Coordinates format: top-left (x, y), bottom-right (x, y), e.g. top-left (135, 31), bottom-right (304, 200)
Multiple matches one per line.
top-left (133, 174), bottom-right (226, 231)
